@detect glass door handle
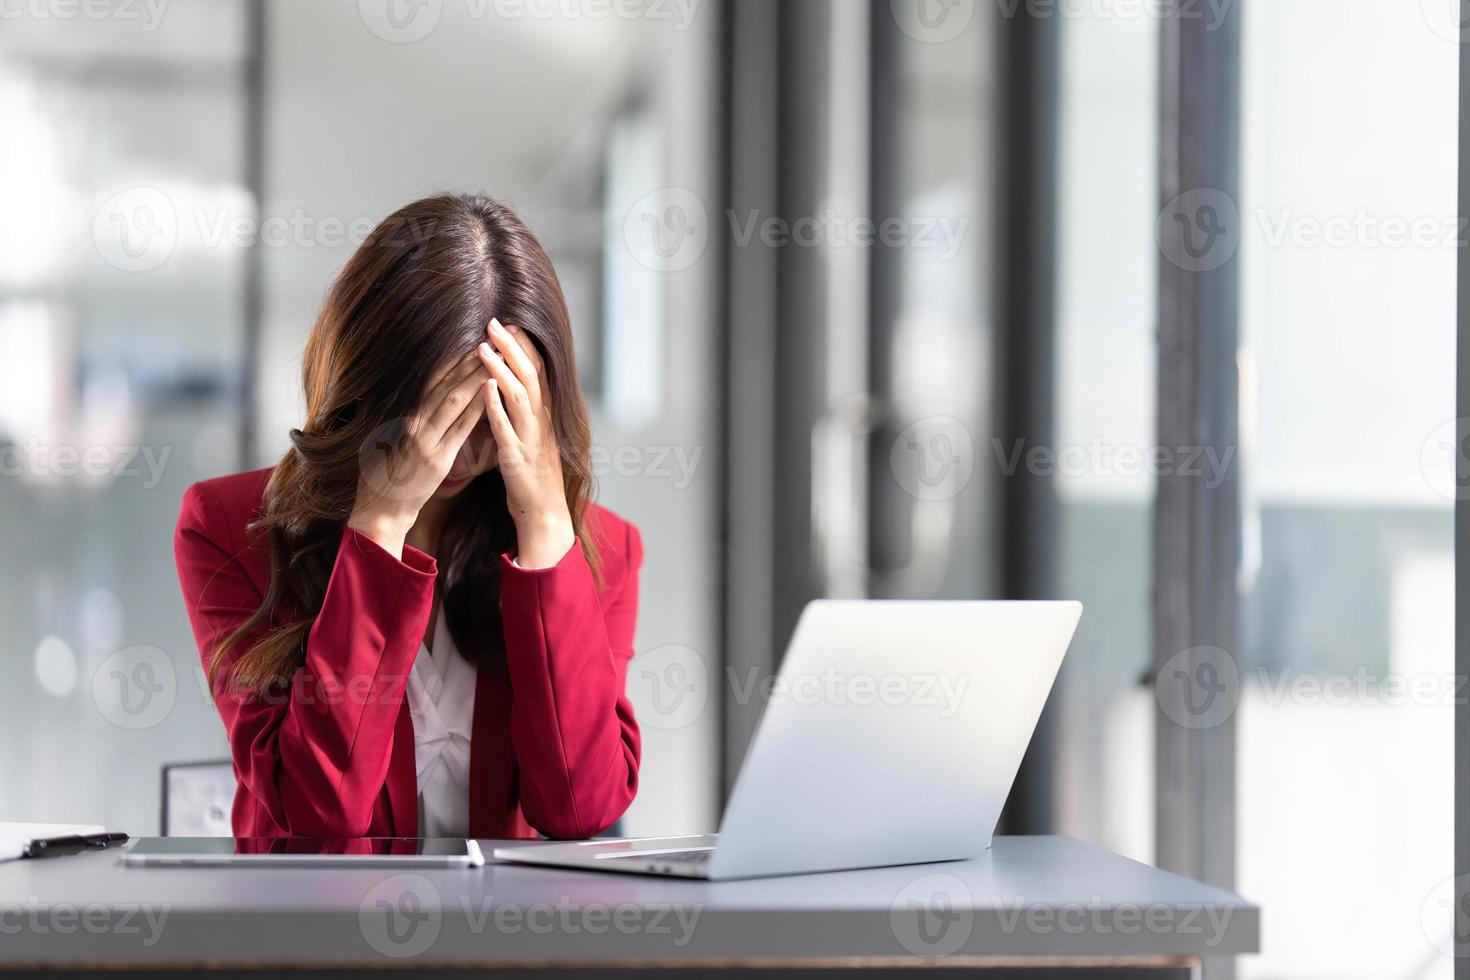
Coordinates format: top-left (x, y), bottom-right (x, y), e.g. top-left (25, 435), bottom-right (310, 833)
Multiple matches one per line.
top-left (810, 396), bottom-right (876, 598)
top-left (810, 399), bottom-right (959, 598)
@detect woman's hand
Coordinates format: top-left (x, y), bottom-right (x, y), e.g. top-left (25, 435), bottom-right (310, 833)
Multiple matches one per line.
top-left (477, 318), bottom-right (576, 570)
top-left (348, 351), bottom-right (490, 558)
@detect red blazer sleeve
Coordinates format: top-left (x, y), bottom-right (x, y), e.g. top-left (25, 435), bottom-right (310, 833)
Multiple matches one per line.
top-left (500, 520), bottom-right (643, 839)
top-left (174, 482), bottom-right (436, 837)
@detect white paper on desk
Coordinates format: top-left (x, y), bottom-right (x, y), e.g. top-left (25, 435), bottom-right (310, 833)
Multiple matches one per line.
top-left (0, 822), bottom-right (106, 862)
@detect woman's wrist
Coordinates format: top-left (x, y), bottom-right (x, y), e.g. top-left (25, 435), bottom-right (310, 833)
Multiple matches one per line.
top-left (513, 509), bottom-right (576, 569)
top-left (347, 509), bottom-right (412, 560)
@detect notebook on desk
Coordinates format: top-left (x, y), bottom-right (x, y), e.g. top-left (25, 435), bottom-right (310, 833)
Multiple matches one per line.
top-left (0, 823), bottom-right (106, 862)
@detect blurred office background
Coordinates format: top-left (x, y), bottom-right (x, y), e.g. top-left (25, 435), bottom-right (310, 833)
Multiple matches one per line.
top-left (0, 1), bottom-right (1458, 978)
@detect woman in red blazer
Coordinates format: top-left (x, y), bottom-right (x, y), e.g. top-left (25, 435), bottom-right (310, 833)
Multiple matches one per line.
top-left (174, 194), bottom-right (641, 840)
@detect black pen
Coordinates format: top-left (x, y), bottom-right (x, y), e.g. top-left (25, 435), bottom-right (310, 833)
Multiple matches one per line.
top-left (21, 833), bottom-right (130, 859)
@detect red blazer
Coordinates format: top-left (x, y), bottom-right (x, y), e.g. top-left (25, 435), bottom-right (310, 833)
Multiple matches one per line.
top-left (173, 467), bottom-right (641, 840)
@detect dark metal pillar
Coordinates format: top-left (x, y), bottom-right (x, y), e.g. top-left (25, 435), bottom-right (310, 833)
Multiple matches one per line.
top-left (1455, 3), bottom-right (1470, 974)
top-left (993, 0), bottom-right (1061, 836)
top-left (241, 0), bottom-right (265, 468)
top-left (1153, 3), bottom-right (1241, 979)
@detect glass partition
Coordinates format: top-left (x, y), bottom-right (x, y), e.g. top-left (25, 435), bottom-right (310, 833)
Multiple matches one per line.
top-left (1052, 5), bottom-right (1159, 865)
top-left (1238, 2), bottom-right (1457, 975)
top-left (0, 0), bottom-right (250, 832)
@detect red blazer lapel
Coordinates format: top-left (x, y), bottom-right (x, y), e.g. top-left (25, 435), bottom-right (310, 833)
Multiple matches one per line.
top-left (386, 700), bottom-right (419, 837)
top-left (468, 658), bottom-right (517, 837)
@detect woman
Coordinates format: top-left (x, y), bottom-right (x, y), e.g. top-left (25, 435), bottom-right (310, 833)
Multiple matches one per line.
top-left (174, 193), bottom-right (641, 840)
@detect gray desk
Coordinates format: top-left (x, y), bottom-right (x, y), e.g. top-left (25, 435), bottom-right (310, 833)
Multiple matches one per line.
top-left (0, 836), bottom-right (1257, 978)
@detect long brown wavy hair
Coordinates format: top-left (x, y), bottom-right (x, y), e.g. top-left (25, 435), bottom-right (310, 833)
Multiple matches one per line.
top-left (212, 193), bottom-right (600, 694)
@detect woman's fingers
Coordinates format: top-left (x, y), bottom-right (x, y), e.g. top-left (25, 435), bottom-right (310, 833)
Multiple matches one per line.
top-left (425, 349), bottom-right (473, 391)
top-left (506, 322), bottom-right (545, 373)
top-left (424, 359), bottom-right (491, 440)
top-left (477, 340), bottom-right (535, 431)
top-left (439, 380), bottom-right (488, 452)
top-left (419, 352), bottom-right (484, 425)
top-left (487, 319), bottom-right (541, 406)
top-left (482, 378), bottom-right (518, 450)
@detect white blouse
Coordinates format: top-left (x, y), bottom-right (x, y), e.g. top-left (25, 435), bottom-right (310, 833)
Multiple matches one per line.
top-left (405, 609), bottom-right (476, 837)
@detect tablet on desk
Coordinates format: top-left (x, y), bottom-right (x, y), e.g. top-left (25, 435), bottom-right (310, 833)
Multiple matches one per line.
top-left (124, 837), bottom-right (485, 868)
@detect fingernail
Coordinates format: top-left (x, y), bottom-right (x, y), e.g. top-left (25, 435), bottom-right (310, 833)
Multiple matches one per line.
top-left (506, 323), bottom-right (520, 334)
top-left (479, 342), bottom-right (491, 356)
top-left (490, 318), bottom-right (504, 333)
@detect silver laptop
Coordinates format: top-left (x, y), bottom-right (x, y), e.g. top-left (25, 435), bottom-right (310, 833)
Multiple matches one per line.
top-left (494, 599), bottom-right (1081, 881)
